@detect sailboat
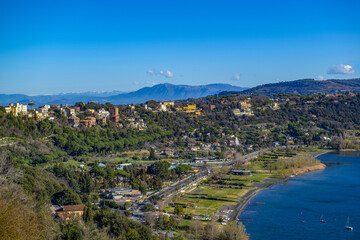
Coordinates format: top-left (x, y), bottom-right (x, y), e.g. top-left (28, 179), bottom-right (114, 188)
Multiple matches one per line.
top-left (345, 216), bottom-right (353, 230)
top-left (320, 214), bottom-right (326, 223)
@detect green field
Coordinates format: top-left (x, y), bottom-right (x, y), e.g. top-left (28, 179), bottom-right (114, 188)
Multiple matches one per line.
top-left (168, 186), bottom-right (249, 216)
top-left (226, 172), bottom-right (272, 183)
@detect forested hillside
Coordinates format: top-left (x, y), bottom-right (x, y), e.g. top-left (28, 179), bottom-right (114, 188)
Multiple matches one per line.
top-left (220, 78), bottom-right (360, 96)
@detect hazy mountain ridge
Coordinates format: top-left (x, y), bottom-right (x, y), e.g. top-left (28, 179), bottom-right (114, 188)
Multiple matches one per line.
top-left (4, 78), bottom-right (360, 106)
top-left (0, 91), bottom-right (125, 107)
top-left (106, 83), bottom-right (247, 104)
top-left (0, 83), bottom-right (246, 106)
top-left (220, 78), bottom-right (360, 96)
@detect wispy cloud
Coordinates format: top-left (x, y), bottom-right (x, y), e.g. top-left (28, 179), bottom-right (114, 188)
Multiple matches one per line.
top-left (146, 70), bottom-right (156, 76)
top-left (327, 64), bottom-right (355, 74)
top-left (159, 70), bottom-right (174, 78)
top-left (146, 69), bottom-right (174, 78)
top-left (231, 74), bottom-right (241, 81)
top-left (315, 75), bottom-right (325, 80)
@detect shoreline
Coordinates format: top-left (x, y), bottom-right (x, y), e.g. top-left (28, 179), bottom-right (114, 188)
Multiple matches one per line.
top-left (230, 178), bottom-right (280, 221)
top-left (338, 149), bottom-right (359, 152)
top-left (230, 151), bottom-right (330, 221)
top-left (291, 163), bottom-right (326, 175)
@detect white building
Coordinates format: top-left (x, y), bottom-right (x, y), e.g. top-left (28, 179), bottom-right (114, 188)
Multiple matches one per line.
top-left (5, 103), bottom-right (28, 116)
top-left (38, 105), bottom-right (51, 118)
top-left (96, 108), bottom-right (110, 119)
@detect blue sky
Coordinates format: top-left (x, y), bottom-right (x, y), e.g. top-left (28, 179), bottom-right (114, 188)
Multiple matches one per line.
top-left (0, 0), bottom-right (359, 95)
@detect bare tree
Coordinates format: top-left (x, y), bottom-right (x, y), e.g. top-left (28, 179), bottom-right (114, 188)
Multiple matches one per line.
top-left (223, 221), bottom-right (249, 240)
top-left (204, 219), bottom-right (219, 240)
top-left (144, 213), bottom-right (155, 229)
top-left (190, 219), bottom-right (203, 240)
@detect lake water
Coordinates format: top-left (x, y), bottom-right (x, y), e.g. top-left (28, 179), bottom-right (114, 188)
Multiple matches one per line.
top-left (240, 152), bottom-right (360, 240)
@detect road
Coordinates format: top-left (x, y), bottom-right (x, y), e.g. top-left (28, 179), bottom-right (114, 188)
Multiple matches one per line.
top-left (156, 168), bottom-right (211, 200)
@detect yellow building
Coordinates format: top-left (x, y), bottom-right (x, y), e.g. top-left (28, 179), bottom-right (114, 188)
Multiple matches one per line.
top-left (233, 100), bottom-right (254, 116)
top-left (35, 111), bottom-right (46, 120)
top-left (186, 104), bottom-right (196, 110)
top-left (176, 104), bottom-right (202, 115)
top-left (183, 104), bottom-right (197, 113)
top-left (271, 102), bottom-right (280, 110)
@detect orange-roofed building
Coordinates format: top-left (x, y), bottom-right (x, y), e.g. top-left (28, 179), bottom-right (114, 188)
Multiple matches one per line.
top-left (55, 204), bottom-right (85, 221)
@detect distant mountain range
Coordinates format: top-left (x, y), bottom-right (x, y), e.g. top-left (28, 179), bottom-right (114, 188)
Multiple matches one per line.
top-left (0, 83), bottom-right (246, 106)
top-left (219, 78), bottom-right (360, 96)
top-left (2, 79), bottom-right (360, 106)
top-left (106, 83), bottom-right (246, 104)
top-left (0, 91), bottom-right (125, 107)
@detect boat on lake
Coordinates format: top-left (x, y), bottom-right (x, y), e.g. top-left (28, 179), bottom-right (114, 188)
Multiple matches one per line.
top-left (320, 214), bottom-right (326, 223)
top-left (345, 216), bottom-right (353, 230)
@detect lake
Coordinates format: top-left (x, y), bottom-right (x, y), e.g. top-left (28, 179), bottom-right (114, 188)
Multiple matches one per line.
top-left (240, 152), bottom-right (360, 240)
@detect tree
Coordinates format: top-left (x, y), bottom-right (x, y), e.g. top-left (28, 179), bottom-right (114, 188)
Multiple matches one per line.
top-left (94, 207), bottom-right (153, 239)
top-left (126, 228), bottom-right (140, 240)
top-left (0, 190), bottom-right (48, 240)
top-left (139, 184), bottom-right (147, 194)
top-left (174, 205), bottom-right (185, 215)
top-left (148, 161), bottom-right (171, 179)
top-left (141, 203), bottom-right (156, 212)
top-left (28, 102), bottom-right (35, 111)
top-left (152, 176), bottom-right (162, 189)
top-left (145, 213), bottom-right (155, 229)
top-left (169, 216), bottom-right (175, 229)
top-left (124, 202), bottom-right (131, 210)
top-left (124, 210), bottom-right (131, 216)
top-left (59, 219), bottom-right (85, 240)
top-left (214, 165), bottom-right (229, 180)
top-left (204, 220), bottom-right (219, 240)
top-left (163, 214), bottom-right (170, 229)
top-left (215, 151), bottom-right (225, 159)
top-left (149, 148), bottom-right (156, 160)
top-left (52, 188), bottom-right (82, 205)
top-left (223, 221), bottom-right (249, 240)
top-left (173, 233), bottom-right (188, 240)
top-left (175, 164), bottom-right (192, 176)
top-left (83, 206), bottom-right (93, 223)
top-left (190, 219), bottom-right (203, 240)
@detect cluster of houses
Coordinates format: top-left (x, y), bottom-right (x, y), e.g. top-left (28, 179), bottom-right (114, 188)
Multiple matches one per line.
top-left (3, 100), bottom-right (207, 129)
top-left (232, 98), bottom-right (282, 116)
top-left (4, 103), bottom-right (55, 121)
top-left (66, 107), bottom-right (111, 127)
top-left (232, 99), bottom-right (254, 116)
top-left (3, 103), bottom-right (148, 130)
top-left (4, 99), bottom-right (256, 129)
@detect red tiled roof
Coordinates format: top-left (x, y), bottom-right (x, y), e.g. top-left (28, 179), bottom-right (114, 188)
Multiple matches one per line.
top-left (62, 204), bottom-right (85, 212)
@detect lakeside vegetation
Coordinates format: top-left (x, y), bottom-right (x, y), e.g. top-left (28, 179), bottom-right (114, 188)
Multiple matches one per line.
top-left (165, 147), bottom-right (325, 220)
